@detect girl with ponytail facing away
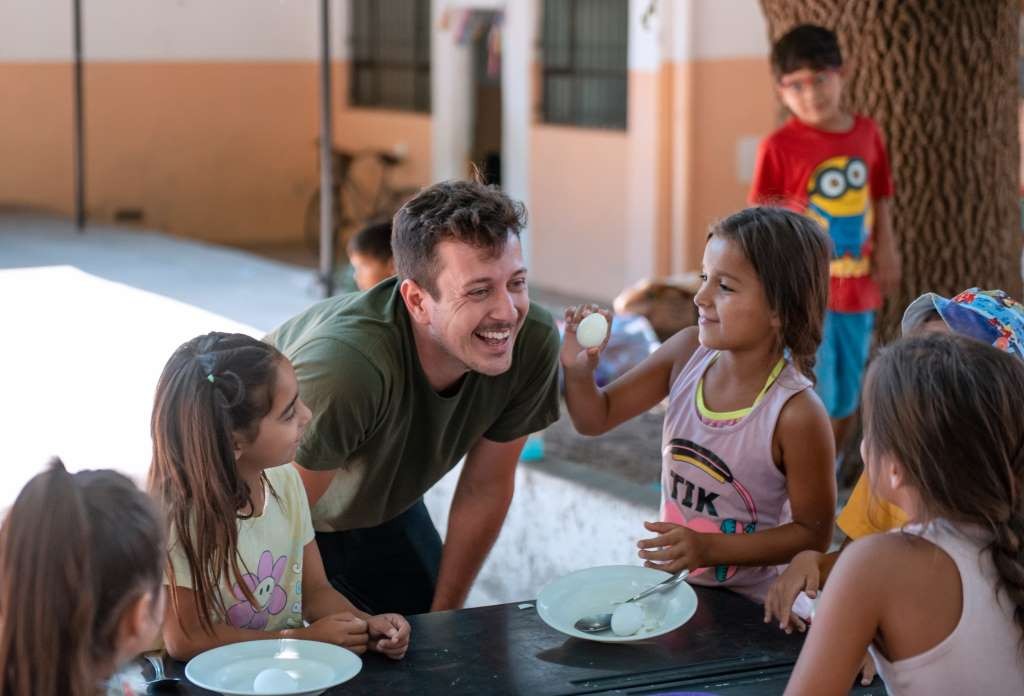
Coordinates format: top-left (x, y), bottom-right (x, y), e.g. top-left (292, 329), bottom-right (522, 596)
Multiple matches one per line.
top-left (0, 459), bottom-right (165, 696)
top-left (786, 333), bottom-right (1024, 695)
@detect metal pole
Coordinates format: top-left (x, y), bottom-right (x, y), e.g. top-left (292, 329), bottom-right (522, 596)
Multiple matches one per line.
top-left (72, 0), bottom-right (85, 231)
top-left (318, 0), bottom-right (335, 297)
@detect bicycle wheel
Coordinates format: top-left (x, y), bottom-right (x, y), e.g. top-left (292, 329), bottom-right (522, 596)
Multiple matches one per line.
top-left (303, 188), bottom-right (343, 257)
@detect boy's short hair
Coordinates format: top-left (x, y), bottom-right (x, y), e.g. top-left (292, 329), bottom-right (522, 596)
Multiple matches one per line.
top-left (771, 24), bottom-right (843, 78)
top-left (348, 220), bottom-right (393, 262)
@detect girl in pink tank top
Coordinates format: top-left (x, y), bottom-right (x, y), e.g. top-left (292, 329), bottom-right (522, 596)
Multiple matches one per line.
top-left (786, 334), bottom-right (1024, 695)
top-left (562, 207), bottom-right (836, 604)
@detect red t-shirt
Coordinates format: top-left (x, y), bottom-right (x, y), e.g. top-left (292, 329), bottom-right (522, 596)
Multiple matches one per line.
top-left (748, 115), bottom-right (894, 313)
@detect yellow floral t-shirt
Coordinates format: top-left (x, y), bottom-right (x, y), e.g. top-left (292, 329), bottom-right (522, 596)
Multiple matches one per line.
top-left (168, 465), bottom-right (315, 632)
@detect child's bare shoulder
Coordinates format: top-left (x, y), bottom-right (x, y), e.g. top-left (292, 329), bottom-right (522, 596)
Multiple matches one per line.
top-left (776, 388), bottom-right (831, 439)
top-left (841, 531), bottom-right (943, 579)
top-left (664, 326), bottom-right (702, 380)
top-left (665, 325), bottom-right (701, 355)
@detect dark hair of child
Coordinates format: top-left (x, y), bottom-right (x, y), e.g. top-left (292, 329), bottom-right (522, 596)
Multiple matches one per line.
top-left (0, 459), bottom-right (164, 696)
top-left (348, 221), bottom-right (394, 263)
top-left (771, 24), bottom-right (843, 79)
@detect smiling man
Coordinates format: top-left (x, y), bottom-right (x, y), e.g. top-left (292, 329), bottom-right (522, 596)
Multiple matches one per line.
top-left (265, 180), bottom-right (560, 615)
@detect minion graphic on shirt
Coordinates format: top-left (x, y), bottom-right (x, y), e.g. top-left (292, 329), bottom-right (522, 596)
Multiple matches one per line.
top-left (805, 155), bottom-right (872, 279)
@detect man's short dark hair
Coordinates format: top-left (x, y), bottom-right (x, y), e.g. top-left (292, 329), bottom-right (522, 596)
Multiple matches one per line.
top-left (771, 24), bottom-right (843, 79)
top-left (348, 220), bottom-right (393, 262)
top-left (392, 180), bottom-right (526, 298)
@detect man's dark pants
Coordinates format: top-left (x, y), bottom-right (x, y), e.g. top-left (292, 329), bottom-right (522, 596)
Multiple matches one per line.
top-left (315, 499), bottom-right (443, 615)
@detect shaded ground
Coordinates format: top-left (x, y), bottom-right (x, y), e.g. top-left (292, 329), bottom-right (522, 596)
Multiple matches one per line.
top-left (543, 400), bottom-right (664, 488)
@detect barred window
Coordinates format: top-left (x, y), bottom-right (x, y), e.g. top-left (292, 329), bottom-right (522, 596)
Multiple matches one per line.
top-left (350, 0), bottom-right (431, 112)
top-left (541, 0), bottom-right (629, 130)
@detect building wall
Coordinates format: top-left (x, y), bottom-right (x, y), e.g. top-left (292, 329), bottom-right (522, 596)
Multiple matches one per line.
top-left (687, 57), bottom-right (778, 265)
top-left (526, 0), bottom-right (778, 299)
top-left (529, 125), bottom-right (629, 302)
top-left (2, 0), bottom-right (783, 297)
top-left (0, 0), bottom-right (431, 246)
top-left (660, 0), bottom-right (776, 274)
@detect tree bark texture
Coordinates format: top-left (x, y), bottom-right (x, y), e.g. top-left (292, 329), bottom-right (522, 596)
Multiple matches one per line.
top-left (760, 0), bottom-right (1022, 339)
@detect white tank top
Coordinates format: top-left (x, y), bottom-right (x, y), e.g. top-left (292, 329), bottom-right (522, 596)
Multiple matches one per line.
top-left (869, 519), bottom-right (1024, 695)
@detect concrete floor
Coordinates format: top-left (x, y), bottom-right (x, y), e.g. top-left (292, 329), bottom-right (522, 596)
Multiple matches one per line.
top-left (0, 213), bottom-right (658, 608)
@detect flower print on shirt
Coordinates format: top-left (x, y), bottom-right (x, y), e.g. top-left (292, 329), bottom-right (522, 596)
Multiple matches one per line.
top-left (226, 550), bottom-right (289, 630)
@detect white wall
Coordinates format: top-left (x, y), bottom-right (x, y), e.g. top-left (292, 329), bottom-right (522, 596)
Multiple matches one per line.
top-left (0, 0), bottom-right (354, 61)
top-left (431, 0), bottom-right (476, 183)
top-left (624, 0), bottom-right (663, 283)
top-left (429, 0), bottom-right (536, 268)
top-left (501, 0), bottom-right (537, 268)
top-left (667, 0), bottom-right (770, 62)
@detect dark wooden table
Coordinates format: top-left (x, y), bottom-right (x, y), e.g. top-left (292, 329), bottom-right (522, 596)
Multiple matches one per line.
top-left (156, 586), bottom-right (887, 695)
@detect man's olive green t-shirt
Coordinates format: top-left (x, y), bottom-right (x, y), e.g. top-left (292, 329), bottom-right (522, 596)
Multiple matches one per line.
top-left (265, 278), bottom-right (561, 532)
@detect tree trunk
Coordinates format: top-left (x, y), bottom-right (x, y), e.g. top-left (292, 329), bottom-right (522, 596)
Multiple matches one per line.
top-left (759, 0), bottom-right (1022, 342)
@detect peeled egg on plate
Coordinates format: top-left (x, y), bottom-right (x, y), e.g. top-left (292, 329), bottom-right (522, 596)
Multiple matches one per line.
top-left (611, 602), bottom-right (644, 636)
top-left (576, 312), bottom-right (609, 348)
top-left (253, 667), bottom-right (298, 694)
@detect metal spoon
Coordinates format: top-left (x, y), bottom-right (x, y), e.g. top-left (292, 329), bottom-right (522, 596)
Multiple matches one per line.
top-left (144, 654), bottom-right (181, 693)
top-left (573, 570), bottom-right (689, 633)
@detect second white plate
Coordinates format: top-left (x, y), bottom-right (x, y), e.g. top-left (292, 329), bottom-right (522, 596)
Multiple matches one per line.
top-left (536, 565), bottom-right (698, 643)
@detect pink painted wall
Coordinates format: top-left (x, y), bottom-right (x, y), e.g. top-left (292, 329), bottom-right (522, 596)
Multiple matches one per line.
top-left (529, 125), bottom-right (629, 302)
top-left (0, 60), bottom-right (431, 246)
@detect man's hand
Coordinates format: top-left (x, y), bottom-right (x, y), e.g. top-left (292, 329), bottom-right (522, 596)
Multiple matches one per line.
top-left (284, 613), bottom-right (368, 653)
top-left (637, 521), bottom-right (711, 574)
top-left (367, 613), bottom-right (411, 660)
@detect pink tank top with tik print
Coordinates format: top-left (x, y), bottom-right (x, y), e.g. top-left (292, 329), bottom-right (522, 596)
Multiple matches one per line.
top-left (661, 345), bottom-right (812, 602)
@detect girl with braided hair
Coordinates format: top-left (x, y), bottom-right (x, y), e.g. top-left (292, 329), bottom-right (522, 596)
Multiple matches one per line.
top-left (786, 333), bottom-right (1024, 695)
top-left (149, 332), bottom-right (409, 661)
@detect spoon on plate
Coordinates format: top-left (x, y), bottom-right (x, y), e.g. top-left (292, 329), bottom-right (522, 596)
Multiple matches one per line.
top-left (144, 654), bottom-right (181, 693)
top-left (574, 570), bottom-right (689, 633)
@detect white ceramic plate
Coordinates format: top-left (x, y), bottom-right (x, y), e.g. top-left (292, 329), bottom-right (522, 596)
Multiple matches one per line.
top-left (536, 565), bottom-right (698, 643)
top-left (185, 639), bottom-right (362, 696)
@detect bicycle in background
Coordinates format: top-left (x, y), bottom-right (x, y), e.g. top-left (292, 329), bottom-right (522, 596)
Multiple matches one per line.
top-left (303, 144), bottom-right (420, 263)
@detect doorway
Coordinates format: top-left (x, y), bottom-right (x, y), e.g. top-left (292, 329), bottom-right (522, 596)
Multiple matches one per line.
top-left (469, 11), bottom-right (502, 186)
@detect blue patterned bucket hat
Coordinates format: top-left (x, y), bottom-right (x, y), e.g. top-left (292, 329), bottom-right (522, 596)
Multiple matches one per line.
top-left (901, 288), bottom-right (1024, 359)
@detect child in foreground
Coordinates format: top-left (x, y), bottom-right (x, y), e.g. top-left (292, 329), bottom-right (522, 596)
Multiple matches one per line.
top-left (784, 333), bottom-right (1024, 695)
top-left (562, 207), bottom-right (836, 601)
top-left (765, 287), bottom-right (1024, 685)
top-left (149, 332), bottom-right (410, 660)
top-left (766, 288), bottom-right (1024, 623)
top-left (0, 459), bottom-right (165, 696)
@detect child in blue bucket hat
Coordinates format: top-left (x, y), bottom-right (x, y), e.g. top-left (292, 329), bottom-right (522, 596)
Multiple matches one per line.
top-left (901, 287), bottom-right (1024, 359)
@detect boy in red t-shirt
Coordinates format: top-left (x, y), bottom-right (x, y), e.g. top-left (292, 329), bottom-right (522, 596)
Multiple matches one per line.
top-left (749, 24), bottom-right (900, 449)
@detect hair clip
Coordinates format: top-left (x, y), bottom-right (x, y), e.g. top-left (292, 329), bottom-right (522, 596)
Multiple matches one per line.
top-left (207, 374), bottom-right (215, 383)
